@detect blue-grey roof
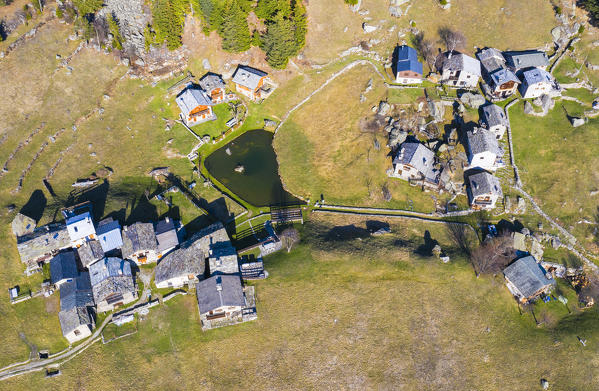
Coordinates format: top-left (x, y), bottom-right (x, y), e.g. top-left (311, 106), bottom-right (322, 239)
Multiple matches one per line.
top-left (437, 51), bottom-right (481, 76)
top-left (50, 251), bottom-right (78, 284)
top-left (89, 257), bottom-right (132, 286)
top-left (476, 48), bottom-right (505, 74)
top-left (96, 220), bottom-right (123, 253)
top-left (481, 104), bottom-right (509, 129)
top-left (60, 272), bottom-right (94, 311)
top-left (176, 85), bottom-right (213, 117)
top-left (468, 171), bottom-right (502, 198)
top-left (521, 68), bottom-right (553, 86)
top-left (504, 51), bottom-right (549, 70)
top-left (232, 66), bottom-right (268, 90)
top-left (466, 128), bottom-right (503, 156)
top-left (504, 255), bottom-right (555, 298)
top-left (489, 68), bottom-right (519, 87)
top-left (393, 142), bottom-right (438, 182)
top-left (395, 45), bottom-right (423, 74)
top-left (196, 275), bottom-right (245, 314)
top-left (155, 218), bottom-right (179, 253)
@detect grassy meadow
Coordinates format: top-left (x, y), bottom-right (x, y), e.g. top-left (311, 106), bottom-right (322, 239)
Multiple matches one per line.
top-left (2, 215), bottom-right (599, 390)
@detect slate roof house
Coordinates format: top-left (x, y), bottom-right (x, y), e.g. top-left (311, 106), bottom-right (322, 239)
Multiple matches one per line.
top-left (11, 213), bottom-right (36, 238)
top-left (16, 224), bottom-right (71, 272)
top-left (121, 222), bottom-right (159, 265)
top-left (480, 104), bottom-right (509, 140)
top-left (96, 218), bottom-right (123, 254)
top-left (394, 45), bottom-right (423, 84)
top-left (465, 128), bottom-right (504, 171)
top-left (504, 50), bottom-right (550, 72)
top-left (154, 217), bottom-right (180, 258)
top-left (503, 255), bottom-right (555, 302)
top-left (50, 251), bottom-right (79, 287)
top-left (435, 51), bottom-right (481, 88)
top-left (65, 211), bottom-right (96, 247)
top-left (467, 171), bottom-right (502, 210)
top-left (476, 48), bottom-right (520, 99)
top-left (519, 68), bottom-right (556, 99)
top-left (58, 272), bottom-right (95, 344)
top-left (208, 241), bottom-right (239, 275)
top-left (199, 73), bottom-right (227, 104)
top-left (154, 235), bottom-right (206, 289)
top-left (76, 240), bottom-right (105, 269)
top-left (196, 275), bottom-right (252, 330)
top-left (390, 142), bottom-right (442, 188)
top-left (176, 84), bottom-right (216, 127)
top-left (232, 66), bottom-right (270, 102)
top-left (89, 257), bottom-right (136, 312)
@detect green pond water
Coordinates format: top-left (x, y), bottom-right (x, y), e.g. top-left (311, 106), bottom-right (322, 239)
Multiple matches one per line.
top-left (204, 130), bottom-right (301, 207)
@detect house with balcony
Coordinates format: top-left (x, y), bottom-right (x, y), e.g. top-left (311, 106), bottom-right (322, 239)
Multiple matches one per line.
top-left (58, 271), bottom-right (95, 344)
top-left (465, 128), bottom-right (504, 171)
top-left (232, 65), bottom-right (273, 102)
top-left (176, 84), bottom-right (216, 126)
top-left (476, 48), bottom-right (520, 99)
top-left (390, 141), bottom-right (442, 189)
top-left (199, 73), bottom-right (227, 104)
top-left (121, 222), bottom-right (159, 265)
top-left (466, 171), bottom-right (502, 210)
top-left (480, 104), bottom-right (509, 140)
top-left (518, 68), bottom-right (557, 99)
top-left (196, 275), bottom-right (255, 330)
top-left (89, 257), bottom-right (136, 312)
top-left (503, 255), bottom-right (555, 303)
top-left (435, 51), bottom-right (481, 88)
top-left (393, 45), bottom-right (423, 84)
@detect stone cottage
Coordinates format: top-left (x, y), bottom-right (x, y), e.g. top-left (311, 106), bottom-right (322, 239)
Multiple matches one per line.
top-left (476, 48), bottom-right (520, 99)
top-left (504, 50), bottom-right (549, 73)
top-left (89, 257), bottom-right (137, 312)
top-left (154, 236), bottom-right (206, 289)
top-left (435, 51), bottom-right (481, 88)
top-left (503, 255), bottom-right (555, 303)
top-left (17, 224), bottom-right (71, 273)
top-left (76, 240), bottom-right (105, 269)
top-left (390, 142), bottom-right (442, 188)
top-left (196, 275), bottom-right (251, 330)
top-left (480, 104), bottom-right (509, 140)
top-left (58, 272), bottom-right (95, 344)
top-left (466, 171), bottom-right (502, 210)
top-left (465, 128), bottom-right (504, 171)
top-left (199, 73), bottom-right (227, 104)
top-left (154, 217), bottom-right (180, 259)
top-left (121, 222), bottom-right (159, 265)
top-left (519, 68), bottom-right (556, 99)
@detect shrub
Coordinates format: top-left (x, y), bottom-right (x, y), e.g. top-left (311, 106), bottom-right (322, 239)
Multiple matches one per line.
top-left (344, 0), bottom-right (359, 5)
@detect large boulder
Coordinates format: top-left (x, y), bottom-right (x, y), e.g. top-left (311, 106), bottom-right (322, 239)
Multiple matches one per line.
top-left (523, 101), bottom-right (534, 115)
top-left (570, 116), bottom-right (585, 127)
top-left (459, 92), bottom-right (485, 109)
top-left (362, 23), bottom-right (378, 33)
top-left (377, 101), bottom-right (391, 116)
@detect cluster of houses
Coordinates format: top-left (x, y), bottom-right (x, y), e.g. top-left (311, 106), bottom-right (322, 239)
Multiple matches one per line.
top-left (176, 65), bottom-right (274, 127)
top-left (389, 45), bottom-right (559, 211)
top-left (12, 202), bottom-right (257, 344)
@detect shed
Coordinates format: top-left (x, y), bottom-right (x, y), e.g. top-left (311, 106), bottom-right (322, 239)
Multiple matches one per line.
top-left (503, 255), bottom-right (555, 301)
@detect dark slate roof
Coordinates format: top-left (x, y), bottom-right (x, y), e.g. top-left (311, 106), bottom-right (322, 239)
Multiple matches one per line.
top-left (504, 255), bottom-right (555, 298)
top-left (50, 251), bottom-right (78, 284)
top-left (468, 171), bottom-right (502, 198)
top-left (60, 272), bottom-right (94, 311)
top-left (466, 128), bottom-right (503, 156)
top-left (96, 219), bottom-right (123, 253)
top-left (58, 306), bottom-right (92, 335)
top-left (76, 240), bottom-right (105, 268)
top-left (176, 85), bottom-right (213, 117)
top-left (121, 222), bottom-right (157, 259)
top-left (481, 104), bottom-right (509, 129)
top-left (393, 142), bottom-right (438, 181)
top-left (395, 45), bottom-right (423, 75)
top-left (155, 236), bottom-right (205, 286)
top-left (196, 275), bottom-right (245, 314)
top-left (232, 66), bottom-right (267, 90)
top-left (155, 218), bottom-right (179, 253)
top-left (436, 51), bottom-right (481, 76)
top-left (489, 68), bottom-right (519, 87)
top-left (504, 50), bottom-right (549, 70)
top-left (476, 48), bottom-right (505, 74)
top-left (199, 74), bottom-right (226, 93)
top-left (89, 257), bottom-right (135, 304)
top-left (17, 224), bottom-right (71, 264)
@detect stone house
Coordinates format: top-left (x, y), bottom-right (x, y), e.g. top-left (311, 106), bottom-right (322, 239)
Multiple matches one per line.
top-left (466, 171), bottom-right (502, 210)
top-left (435, 51), bottom-right (481, 88)
top-left (504, 50), bottom-right (549, 73)
top-left (196, 275), bottom-right (249, 330)
top-left (476, 48), bottom-right (520, 99)
top-left (16, 223), bottom-right (71, 273)
top-left (232, 66), bottom-right (269, 102)
top-left (96, 218), bottom-right (123, 254)
top-left (465, 128), bottom-right (504, 171)
top-left (480, 104), bottom-right (509, 140)
top-left (76, 240), bottom-right (105, 269)
top-left (121, 222), bottom-right (159, 265)
top-left (199, 73), bottom-right (227, 104)
top-left (208, 241), bottom-right (239, 275)
top-left (50, 251), bottom-right (78, 287)
top-left (176, 84), bottom-right (216, 126)
top-left (518, 68), bottom-right (556, 99)
top-left (58, 272), bottom-right (95, 344)
top-left (503, 255), bottom-right (555, 303)
top-left (390, 142), bottom-right (442, 188)
top-left (154, 217), bottom-right (180, 259)
top-left (65, 211), bottom-right (96, 247)
top-left (89, 257), bottom-right (136, 312)
top-left (393, 45), bottom-right (423, 84)
top-left (154, 236), bottom-right (206, 289)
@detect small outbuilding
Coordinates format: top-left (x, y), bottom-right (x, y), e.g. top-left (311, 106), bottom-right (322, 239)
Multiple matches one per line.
top-left (11, 213), bottom-right (36, 238)
top-left (503, 255), bottom-right (555, 302)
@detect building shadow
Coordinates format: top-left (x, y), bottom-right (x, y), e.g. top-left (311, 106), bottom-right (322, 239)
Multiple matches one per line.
top-left (66, 180), bottom-right (110, 222)
top-left (325, 225), bottom-right (370, 242)
top-left (20, 189), bottom-right (47, 222)
top-left (365, 220), bottom-right (390, 233)
top-left (126, 195), bottom-right (159, 224)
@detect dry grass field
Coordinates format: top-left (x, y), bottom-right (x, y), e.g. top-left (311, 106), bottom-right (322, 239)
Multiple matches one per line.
top-left (2, 215), bottom-right (599, 390)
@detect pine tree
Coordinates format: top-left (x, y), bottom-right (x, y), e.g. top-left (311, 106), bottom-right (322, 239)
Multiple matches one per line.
top-left (220, 0), bottom-right (250, 52)
top-left (72, 0), bottom-right (103, 17)
top-left (107, 14), bottom-right (123, 50)
top-left (261, 12), bottom-right (297, 69)
top-left (255, 0), bottom-right (289, 19)
top-left (152, 0), bottom-right (186, 50)
top-left (291, 0), bottom-right (306, 53)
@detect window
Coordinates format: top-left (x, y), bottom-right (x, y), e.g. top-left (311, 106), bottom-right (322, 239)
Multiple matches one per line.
top-left (74, 329), bottom-right (81, 336)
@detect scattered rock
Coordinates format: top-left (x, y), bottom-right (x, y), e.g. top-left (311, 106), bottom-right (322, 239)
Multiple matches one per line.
top-left (590, 189), bottom-right (599, 197)
top-left (362, 23), bottom-right (378, 33)
top-left (167, 138), bottom-right (174, 144)
top-left (540, 379), bottom-right (549, 390)
top-left (360, 94), bottom-right (366, 103)
top-left (551, 237), bottom-right (561, 250)
top-left (372, 227), bottom-right (391, 236)
top-left (524, 101), bottom-right (534, 115)
top-left (264, 118), bottom-right (277, 129)
top-left (377, 101), bottom-right (391, 116)
top-left (90, 152), bottom-right (96, 157)
top-left (388, 6), bottom-right (402, 17)
top-left (133, 58), bottom-right (145, 67)
top-left (234, 164), bottom-right (245, 173)
top-left (570, 116), bottom-right (585, 127)
top-left (343, 26), bottom-right (348, 33)
top-left (459, 92), bottom-right (485, 108)
top-left (202, 58), bottom-right (211, 70)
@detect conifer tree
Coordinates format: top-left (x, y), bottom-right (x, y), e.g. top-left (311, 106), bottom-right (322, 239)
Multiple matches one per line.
top-left (152, 0), bottom-right (186, 50)
top-left (261, 12), bottom-right (296, 68)
top-left (220, 0), bottom-right (250, 52)
top-left (291, 0), bottom-right (306, 52)
top-left (72, 0), bottom-right (103, 17)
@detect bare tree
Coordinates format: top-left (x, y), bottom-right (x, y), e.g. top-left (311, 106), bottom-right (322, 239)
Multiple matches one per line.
top-left (580, 270), bottom-right (599, 307)
top-left (438, 27), bottom-right (466, 52)
top-left (446, 222), bottom-right (474, 256)
top-left (469, 232), bottom-right (515, 276)
top-left (412, 33), bottom-right (437, 69)
top-left (280, 227), bottom-right (300, 253)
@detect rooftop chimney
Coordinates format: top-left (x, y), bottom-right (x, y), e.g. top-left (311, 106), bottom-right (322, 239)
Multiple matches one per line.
top-left (165, 217), bottom-right (170, 223)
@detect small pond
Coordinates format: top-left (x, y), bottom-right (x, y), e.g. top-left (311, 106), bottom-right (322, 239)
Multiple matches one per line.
top-left (204, 129), bottom-right (301, 207)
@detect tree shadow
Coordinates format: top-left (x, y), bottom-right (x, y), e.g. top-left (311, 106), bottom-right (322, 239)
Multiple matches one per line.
top-left (20, 189), bottom-right (47, 222)
top-left (366, 220), bottom-right (390, 233)
top-left (415, 230), bottom-right (439, 256)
